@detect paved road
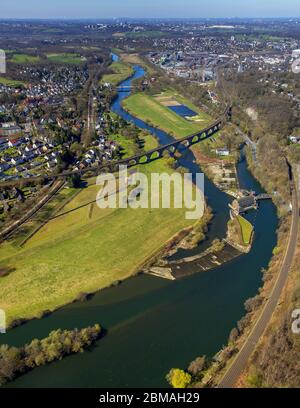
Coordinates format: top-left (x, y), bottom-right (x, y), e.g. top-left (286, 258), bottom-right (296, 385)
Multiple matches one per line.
top-left (218, 177), bottom-right (299, 388)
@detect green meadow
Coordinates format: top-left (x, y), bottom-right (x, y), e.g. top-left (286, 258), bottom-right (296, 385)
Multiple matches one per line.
top-left (0, 77), bottom-right (25, 87)
top-left (125, 31), bottom-right (167, 39)
top-left (122, 91), bottom-right (211, 139)
top-left (101, 61), bottom-right (134, 86)
top-left (46, 53), bottom-right (85, 64)
top-left (9, 54), bottom-right (41, 64)
top-left (0, 139), bottom-right (197, 325)
top-left (237, 215), bottom-right (254, 245)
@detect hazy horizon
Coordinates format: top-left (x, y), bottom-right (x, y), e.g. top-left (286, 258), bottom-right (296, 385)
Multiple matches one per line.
top-left (0, 16), bottom-right (299, 21)
top-left (1, 0), bottom-right (300, 20)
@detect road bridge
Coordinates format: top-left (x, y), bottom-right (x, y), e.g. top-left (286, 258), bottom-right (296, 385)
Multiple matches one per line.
top-left (256, 193), bottom-right (272, 201)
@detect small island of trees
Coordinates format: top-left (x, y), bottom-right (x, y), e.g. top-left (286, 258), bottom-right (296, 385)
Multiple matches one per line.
top-left (0, 323), bottom-right (102, 386)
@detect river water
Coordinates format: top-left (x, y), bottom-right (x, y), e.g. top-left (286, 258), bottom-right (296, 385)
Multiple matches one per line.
top-left (1, 60), bottom-right (278, 388)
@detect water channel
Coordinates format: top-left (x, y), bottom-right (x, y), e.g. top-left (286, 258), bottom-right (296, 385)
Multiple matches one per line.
top-left (1, 57), bottom-right (278, 388)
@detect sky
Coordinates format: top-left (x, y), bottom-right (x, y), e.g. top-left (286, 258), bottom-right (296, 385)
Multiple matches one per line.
top-left (1, 0), bottom-right (300, 19)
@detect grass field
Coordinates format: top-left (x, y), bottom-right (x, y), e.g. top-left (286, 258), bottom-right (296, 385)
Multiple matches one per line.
top-left (119, 53), bottom-right (156, 75)
top-left (109, 134), bottom-right (138, 158)
top-left (109, 130), bottom-right (159, 158)
top-left (0, 147), bottom-right (198, 325)
top-left (237, 215), bottom-right (254, 245)
top-left (0, 77), bottom-right (25, 87)
top-left (46, 53), bottom-right (85, 64)
top-left (155, 92), bottom-right (230, 161)
top-left (42, 28), bottom-right (64, 33)
top-left (101, 61), bottom-right (134, 86)
top-left (9, 54), bottom-right (40, 64)
top-left (125, 31), bottom-right (168, 39)
top-left (122, 91), bottom-right (211, 139)
top-left (155, 90), bottom-right (211, 122)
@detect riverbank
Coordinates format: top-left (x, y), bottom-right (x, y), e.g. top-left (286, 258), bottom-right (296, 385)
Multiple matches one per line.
top-left (144, 208), bottom-right (255, 280)
top-left (0, 62), bottom-right (278, 389)
top-left (166, 162), bottom-right (284, 389)
top-left (226, 215), bottom-right (254, 254)
top-left (0, 324), bottom-right (102, 387)
top-left (0, 153), bottom-right (199, 327)
top-left (0, 58), bottom-right (209, 328)
top-left (240, 213), bottom-right (300, 387)
top-left (189, 212), bottom-right (291, 389)
top-left (122, 91), bottom-right (210, 139)
top-left (101, 59), bottom-right (134, 86)
top-left (147, 241), bottom-right (242, 280)
top-left (122, 91), bottom-right (241, 195)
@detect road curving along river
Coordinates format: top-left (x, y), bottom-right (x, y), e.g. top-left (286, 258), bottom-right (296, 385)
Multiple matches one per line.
top-left (0, 59), bottom-right (278, 388)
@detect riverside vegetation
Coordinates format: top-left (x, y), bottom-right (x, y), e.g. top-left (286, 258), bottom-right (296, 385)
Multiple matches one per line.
top-left (0, 130), bottom-right (198, 326)
top-left (162, 63), bottom-right (297, 388)
top-left (241, 219), bottom-right (300, 387)
top-left (218, 69), bottom-right (299, 213)
top-left (0, 324), bottom-right (101, 386)
top-left (214, 68), bottom-right (300, 387)
top-left (0, 55), bottom-right (208, 327)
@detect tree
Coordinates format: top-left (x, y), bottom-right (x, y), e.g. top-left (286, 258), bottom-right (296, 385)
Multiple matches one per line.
top-left (70, 142), bottom-right (83, 156)
top-left (188, 356), bottom-right (207, 377)
top-left (68, 173), bottom-right (82, 188)
top-left (244, 295), bottom-right (263, 313)
top-left (57, 149), bottom-right (75, 171)
top-left (166, 368), bottom-right (191, 389)
top-left (246, 366), bottom-right (264, 388)
top-left (228, 328), bottom-right (239, 344)
top-left (0, 324), bottom-right (102, 385)
top-left (0, 345), bottom-right (23, 384)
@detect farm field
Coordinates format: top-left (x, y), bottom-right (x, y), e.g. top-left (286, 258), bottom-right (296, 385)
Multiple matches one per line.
top-left (122, 91), bottom-right (211, 139)
top-left (0, 77), bottom-right (25, 87)
top-left (0, 148), bottom-right (197, 326)
top-left (125, 30), bottom-right (168, 39)
top-left (9, 53), bottom-right (40, 64)
top-left (121, 89), bottom-right (236, 169)
top-left (155, 90), bottom-right (210, 120)
top-left (101, 61), bottom-right (134, 86)
top-left (46, 53), bottom-right (85, 64)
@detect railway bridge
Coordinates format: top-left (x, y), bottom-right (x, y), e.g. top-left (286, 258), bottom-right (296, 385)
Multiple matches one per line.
top-left (115, 85), bottom-right (137, 92)
top-left (0, 106), bottom-right (232, 187)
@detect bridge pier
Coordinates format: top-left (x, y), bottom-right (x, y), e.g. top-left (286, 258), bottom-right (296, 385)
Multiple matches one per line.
top-left (0, 106), bottom-right (231, 187)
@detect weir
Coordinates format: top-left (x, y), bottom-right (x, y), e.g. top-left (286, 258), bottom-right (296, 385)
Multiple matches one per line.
top-left (0, 61), bottom-right (278, 389)
top-left (146, 242), bottom-right (242, 280)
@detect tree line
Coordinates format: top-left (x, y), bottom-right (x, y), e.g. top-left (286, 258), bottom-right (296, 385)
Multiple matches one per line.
top-left (0, 324), bottom-right (101, 386)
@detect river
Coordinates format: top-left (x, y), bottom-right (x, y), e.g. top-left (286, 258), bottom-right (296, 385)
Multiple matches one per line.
top-left (0, 59), bottom-right (278, 388)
